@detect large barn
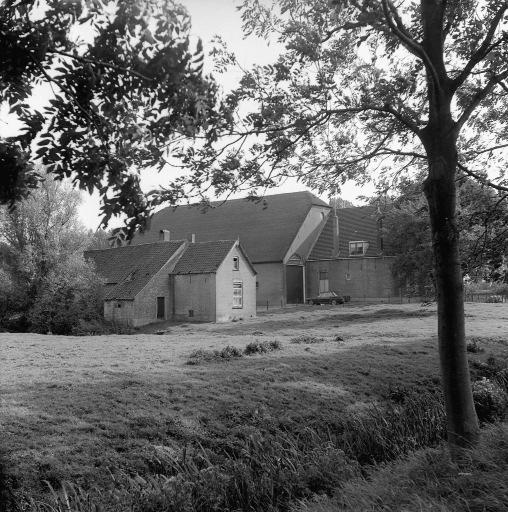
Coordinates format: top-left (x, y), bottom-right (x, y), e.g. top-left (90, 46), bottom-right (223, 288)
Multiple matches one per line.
top-left (130, 192), bottom-right (398, 306)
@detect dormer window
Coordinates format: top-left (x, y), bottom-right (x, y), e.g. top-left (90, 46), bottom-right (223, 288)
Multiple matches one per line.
top-left (233, 256), bottom-right (239, 270)
top-left (349, 241), bottom-right (369, 256)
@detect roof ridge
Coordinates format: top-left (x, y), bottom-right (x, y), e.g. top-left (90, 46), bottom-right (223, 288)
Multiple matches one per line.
top-left (153, 190), bottom-right (329, 211)
top-left (85, 240), bottom-right (185, 253)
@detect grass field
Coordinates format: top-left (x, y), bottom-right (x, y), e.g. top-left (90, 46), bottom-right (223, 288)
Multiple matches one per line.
top-left (1, 302), bottom-right (508, 510)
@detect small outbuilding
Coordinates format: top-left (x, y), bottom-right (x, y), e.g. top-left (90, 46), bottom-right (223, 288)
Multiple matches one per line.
top-left (85, 239), bottom-right (256, 326)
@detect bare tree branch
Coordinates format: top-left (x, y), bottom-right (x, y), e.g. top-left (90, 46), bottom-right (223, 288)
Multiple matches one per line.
top-left (380, 0), bottom-right (440, 88)
top-left (458, 162), bottom-right (508, 192)
top-left (50, 50), bottom-right (155, 82)
top-left (463, 142), bottom-right (508, 156)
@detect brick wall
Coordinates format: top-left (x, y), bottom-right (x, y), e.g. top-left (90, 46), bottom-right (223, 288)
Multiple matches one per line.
top-left (306, 257), bottom-right (397, 301)
top-left (131, 254), bottom-right (185, 326)
top-left (104, 300), bottom-right (135, 325)
top-left (173, 273), bottom-right (216, 322)
top-left (216, 244), bottom-right (256, 322)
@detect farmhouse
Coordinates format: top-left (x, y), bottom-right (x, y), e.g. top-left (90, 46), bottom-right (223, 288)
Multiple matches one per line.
top-left (85, 239), bottom-right (256, 326)
top-left (131, 192), bottom-right (397, 305)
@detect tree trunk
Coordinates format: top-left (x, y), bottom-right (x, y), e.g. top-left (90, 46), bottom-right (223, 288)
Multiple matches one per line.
top-left (423, 136), bottom-right (480, 451)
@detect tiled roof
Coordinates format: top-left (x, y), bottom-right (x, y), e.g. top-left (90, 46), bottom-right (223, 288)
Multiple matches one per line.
top-left (336, 205), bottom-right (381, 257)
top-left (131, 191), bottom-right (330, 263)
top-left (172, 240), bottom-right (236, 274)
top-left (84, 241), bottom-right (185, 300)
top-left (309, 214), bottom-right (335, 259)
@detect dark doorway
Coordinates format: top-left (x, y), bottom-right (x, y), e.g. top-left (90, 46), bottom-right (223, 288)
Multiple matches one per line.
top-left (156, 296), bottom-right (165, 319)
top-left (286, 265), bottom-right (303, 304)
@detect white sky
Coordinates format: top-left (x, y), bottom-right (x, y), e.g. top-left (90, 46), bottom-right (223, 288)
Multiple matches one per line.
top-left (0, 0), bottom-right (371, 230)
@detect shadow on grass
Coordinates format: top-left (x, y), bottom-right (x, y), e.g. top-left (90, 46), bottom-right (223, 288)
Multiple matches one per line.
top-left (220, 308), bottom-right (436, 335)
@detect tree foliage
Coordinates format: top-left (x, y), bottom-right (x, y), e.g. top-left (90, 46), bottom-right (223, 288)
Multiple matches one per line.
top-left (0, 0), bottom-right (228, 230)
top-left (0, 172), bottom-right (101, 331)
top-left (28, 253), bottom-right (103, 334)
top-left (380, 177), bottom-right (508, 296)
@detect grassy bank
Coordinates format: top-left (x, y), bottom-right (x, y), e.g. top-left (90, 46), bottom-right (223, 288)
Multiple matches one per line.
top-left (298, 424), bottom-right (508, 512)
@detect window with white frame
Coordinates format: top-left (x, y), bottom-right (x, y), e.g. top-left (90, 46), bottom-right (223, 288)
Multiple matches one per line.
top-left (233, 256), bottom-right (239, 270)
top-left (319, 270), bottom-right (329, 293)
top-left (349, 241), bottom-right (369, 256)
top-left (233, 281), bottom-right (243, 308)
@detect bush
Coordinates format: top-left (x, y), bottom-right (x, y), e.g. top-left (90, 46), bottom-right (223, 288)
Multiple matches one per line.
top-left (290, 335), bottom-right (325, 344)
top-left (71, 318), bottom-right (136, 336)
top-left (469, 355), bottom-right (508, 380)
top-left (244, 340), bottom-right (282, 355)
top-left (186, 346), bottom-right (243, 365)
top-left (472, 378), bottom-right (508, 424)
top-left (466, 338), bottom-right (484, 353)
top-left (28, 255), bottom-right (104, 335)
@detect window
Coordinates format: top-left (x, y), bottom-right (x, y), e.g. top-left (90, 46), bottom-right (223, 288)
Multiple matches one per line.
top-left (233, 256), bottom-right (239, 270)
top-left (319, 271), bottom-right (329, 293)
top-left (233, 281), bottom-right (243, 308)
top-left (349, 241), bottom-right (369, 256)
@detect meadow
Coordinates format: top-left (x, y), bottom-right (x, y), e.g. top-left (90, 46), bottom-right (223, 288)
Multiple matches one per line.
top-left (1, 303), bottom-right (508, 511)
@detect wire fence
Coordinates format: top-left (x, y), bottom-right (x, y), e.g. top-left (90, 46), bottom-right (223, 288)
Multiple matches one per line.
top-left (464, 293), bottom-right (508, 303)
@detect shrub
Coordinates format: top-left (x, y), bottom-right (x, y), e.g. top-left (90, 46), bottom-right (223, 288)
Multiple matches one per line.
top-left (290, 335), bottom-right (325, 344)
top-left (29, 255), bottom-right (103, 335)
top-left (472, 378), bottom-right (508, 424)
top-left (466, 338), bottom-right (484, 353)
top-left (186, 346), bottom-right (243, 365)
top-left (71, 318), bottom-right (135, 336)
top-left (244, 340), bottom-right (282, 355)
top-left (469, 355), bottom-right (508, 380)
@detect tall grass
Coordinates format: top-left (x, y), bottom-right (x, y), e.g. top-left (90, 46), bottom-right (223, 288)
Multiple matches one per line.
top-left (337, 391), bottom-right (445, 464)
top-left (19, 391), bottom-right (449, 512)
top-left (297, 424), bottom-right (508, 512)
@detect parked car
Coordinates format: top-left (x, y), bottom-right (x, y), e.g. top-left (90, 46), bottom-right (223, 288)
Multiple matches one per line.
top-left (307, 291), bottom-right (344, 305)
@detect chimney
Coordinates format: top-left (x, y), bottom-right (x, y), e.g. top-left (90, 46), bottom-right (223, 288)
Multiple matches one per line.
top-left (159, 229), bottom-right (170, 242)
top-left (191, 233), bottom-right (196, 243)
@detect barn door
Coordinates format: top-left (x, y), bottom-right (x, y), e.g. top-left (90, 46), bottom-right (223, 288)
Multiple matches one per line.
top-left (156, 296), bottom-right (165, 319)
top-left (286, 265), bottom-right (303, 304)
